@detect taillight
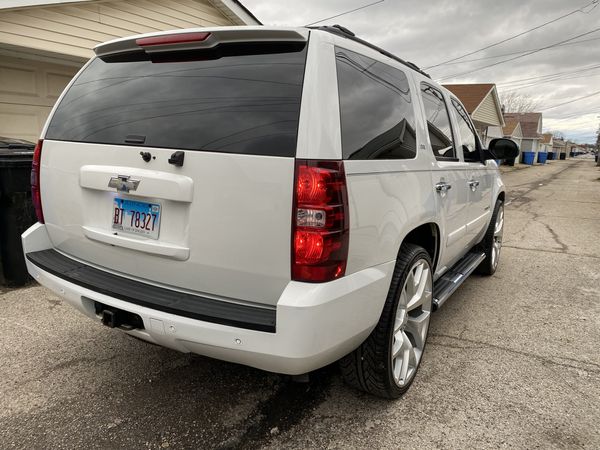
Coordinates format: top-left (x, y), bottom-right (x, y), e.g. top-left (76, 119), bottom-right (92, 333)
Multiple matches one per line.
top-left (136, 32), bottom-right (211, 47)
top-left (292, 160), bottom-right (349, 283)
top-left (31, 139), bottom-right (44, 224)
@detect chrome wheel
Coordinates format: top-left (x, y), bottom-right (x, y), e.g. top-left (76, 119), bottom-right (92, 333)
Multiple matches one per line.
top-left (491, 204), bottom-right (504, 269)
top-left (391, 259), bottom-right (432, 388)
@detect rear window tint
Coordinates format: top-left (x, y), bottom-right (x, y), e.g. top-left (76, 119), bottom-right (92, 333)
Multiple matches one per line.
top-left (335, 47), bottom-right (416, 160)
top-left (45, 43), bottom-right (307, 157)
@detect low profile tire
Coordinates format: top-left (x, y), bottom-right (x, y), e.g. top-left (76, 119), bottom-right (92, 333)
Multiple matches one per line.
top-left (476, 199), bottom-right (504, 276)
top-left (340, 243), bottom-right (433, 399)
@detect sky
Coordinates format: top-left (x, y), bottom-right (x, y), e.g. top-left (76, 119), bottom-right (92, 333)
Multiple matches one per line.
top-left (243, 0), bottom-right (600, 144)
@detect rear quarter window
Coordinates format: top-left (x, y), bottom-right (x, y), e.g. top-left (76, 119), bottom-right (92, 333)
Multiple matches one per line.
top-left (45, 43), bottom-right (307, 157)
top-left (335, 47), bottom-right (417, 160)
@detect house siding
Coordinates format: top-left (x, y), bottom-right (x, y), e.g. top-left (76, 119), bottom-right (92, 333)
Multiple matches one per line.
top-left (520, 139), bottom-right (539, 152)
top-left (485, 125), bottom-right (504, 146)
top-left (0, 0), bottom-right (233, 59)
top-left (0, 54), bottom-right (78, 141)
top-left (473, 92), bottom-right (502, 126)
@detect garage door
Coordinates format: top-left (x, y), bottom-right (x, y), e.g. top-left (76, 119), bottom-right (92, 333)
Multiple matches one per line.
top-left (0, 55), bottom-right (78, 143)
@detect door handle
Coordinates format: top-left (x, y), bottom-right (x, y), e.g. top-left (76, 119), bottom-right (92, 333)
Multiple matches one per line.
top-left (435, 182), bottom-right (452, 193)
top-left (468, 179), bottom-right (480, 191)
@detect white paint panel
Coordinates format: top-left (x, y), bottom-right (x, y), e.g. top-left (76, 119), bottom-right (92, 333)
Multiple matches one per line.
top-left (46, 72), bottom-right (72, 97)
top-left (0, 64), bottom-right (36, 95)
top-left (0, 54), bottom-right (77, 140)
top-left (0, 109), bottom-right (40, 138)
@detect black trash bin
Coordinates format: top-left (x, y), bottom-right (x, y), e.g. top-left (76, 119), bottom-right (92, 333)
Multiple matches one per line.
top-left (0, 137), bottom-right (36, 286)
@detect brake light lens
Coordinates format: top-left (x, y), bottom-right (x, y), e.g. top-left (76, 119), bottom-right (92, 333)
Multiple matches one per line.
top-left (136, 32), bottom-right (211, 47)
top-left (292, 160), bottom-right (349, 282)
top-left (31, 139), bottom-right (44, 224)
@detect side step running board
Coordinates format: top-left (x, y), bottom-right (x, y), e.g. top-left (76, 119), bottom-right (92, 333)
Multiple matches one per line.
top-left (433, 251), bottom-right (486, 311)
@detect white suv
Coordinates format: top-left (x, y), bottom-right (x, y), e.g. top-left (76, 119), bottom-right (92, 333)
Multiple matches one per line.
top-left (22, 25), bottom-right (518, 398)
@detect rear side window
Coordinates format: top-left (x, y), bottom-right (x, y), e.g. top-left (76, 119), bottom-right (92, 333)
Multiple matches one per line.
top-left (335, 47), bottom-right (416, 160)
top-left (420, 84), bottom-right (455, 160)
top-left (45, 43), bottom-right (307, 157)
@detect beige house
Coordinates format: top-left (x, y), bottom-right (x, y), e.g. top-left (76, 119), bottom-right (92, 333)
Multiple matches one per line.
top-left (553, 138), bottom-right (566, 159)
top-left (503, 112), bottom-right (542, 163)
top-left (540, 133), bottom-right (553, 151)
top-left (443, 83), bottom-right (505, 146)
top-left (0, 0), bottom-right (259, 142)
top-left (540, 133), bottom-right (553, 153)
top-left (501, 119), bottom-right (523, 149)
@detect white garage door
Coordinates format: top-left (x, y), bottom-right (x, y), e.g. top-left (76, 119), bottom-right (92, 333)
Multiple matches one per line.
top-left (0, 55), bottom-right (78, 143)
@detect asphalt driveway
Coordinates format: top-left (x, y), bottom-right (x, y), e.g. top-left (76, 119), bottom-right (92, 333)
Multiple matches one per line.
top-left (1, 158), bottom-right (599, 449)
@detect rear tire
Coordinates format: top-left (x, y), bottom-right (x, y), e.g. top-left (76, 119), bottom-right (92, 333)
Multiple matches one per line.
top-left (476, 199), bottom-right (504, 276)
top-left (340, 243), bottom-right (433, 399)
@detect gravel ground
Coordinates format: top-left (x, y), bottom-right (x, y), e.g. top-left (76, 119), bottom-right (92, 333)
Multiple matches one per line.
top-left (1, 157), bottom-right (599, 449)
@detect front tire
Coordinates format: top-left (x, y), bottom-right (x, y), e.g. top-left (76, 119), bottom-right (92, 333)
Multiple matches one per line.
top-left (476, 199), bottom-right (504, 276)
top-left (340, 243), bottom-right (433, 399)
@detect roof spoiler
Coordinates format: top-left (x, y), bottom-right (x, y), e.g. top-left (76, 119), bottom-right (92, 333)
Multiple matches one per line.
top-left (94, 27), bottom-right (308, 58)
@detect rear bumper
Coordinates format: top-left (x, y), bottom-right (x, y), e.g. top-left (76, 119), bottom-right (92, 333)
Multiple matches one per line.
top-left (22, 223), bottom-right (394, 375)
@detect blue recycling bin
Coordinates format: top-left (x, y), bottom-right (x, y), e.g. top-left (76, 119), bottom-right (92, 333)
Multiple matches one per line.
top-left (522, 151), bottom-right (535, 165)
top-left (537, 152), bottom-right (547, 164)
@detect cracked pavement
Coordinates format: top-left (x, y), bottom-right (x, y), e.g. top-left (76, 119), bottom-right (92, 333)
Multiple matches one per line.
top-left (1, 158), bottom-right (599, 449)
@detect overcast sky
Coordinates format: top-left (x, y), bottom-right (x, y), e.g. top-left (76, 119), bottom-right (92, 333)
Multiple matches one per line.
top-left (243, 0), bottom-right (600, 143)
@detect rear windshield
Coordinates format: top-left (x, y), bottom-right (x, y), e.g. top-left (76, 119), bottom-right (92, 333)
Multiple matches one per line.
top-left (45, 43), bottom-right (307, 157)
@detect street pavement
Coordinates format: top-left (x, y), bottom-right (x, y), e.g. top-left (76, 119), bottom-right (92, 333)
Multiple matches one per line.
top-left (1, 158), bottom-right (599, 449)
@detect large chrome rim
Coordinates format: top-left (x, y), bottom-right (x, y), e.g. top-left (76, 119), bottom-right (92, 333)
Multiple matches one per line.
top-left (491, 205), bottom-right (504, 269)
top-left (392, 259), bottom-right (432, 388)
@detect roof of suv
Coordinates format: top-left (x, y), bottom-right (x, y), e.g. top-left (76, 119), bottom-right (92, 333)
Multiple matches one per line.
top-left (94, 26), bottom-right (308, 57)
top-left (310, 25), bottom-right (431, 79)
top-left (94, 25), bottom-right (431, 80)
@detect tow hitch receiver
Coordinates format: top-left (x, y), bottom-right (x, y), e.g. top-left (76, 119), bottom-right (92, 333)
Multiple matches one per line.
top-left (94, 302), bottom-right (145, 330)
top-left (101, 309), bottom-right (117, 328)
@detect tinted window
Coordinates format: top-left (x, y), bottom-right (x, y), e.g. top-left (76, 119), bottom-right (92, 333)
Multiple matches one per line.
top-left (45, 43), bottom-right (307, 157)
top-left (451, 99), bottom-right (480, 162)
top-left (420, 84), bottom-right (455, 159)
top-left (335, 48), bottom-right (416, 160)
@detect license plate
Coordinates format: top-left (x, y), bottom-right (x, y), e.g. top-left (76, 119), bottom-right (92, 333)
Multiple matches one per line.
top-left (112, 198), bottom-right (161, 239)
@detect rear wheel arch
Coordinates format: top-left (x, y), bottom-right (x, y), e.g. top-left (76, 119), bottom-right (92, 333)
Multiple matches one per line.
top-left (401, 222), bottom-right (440, 273)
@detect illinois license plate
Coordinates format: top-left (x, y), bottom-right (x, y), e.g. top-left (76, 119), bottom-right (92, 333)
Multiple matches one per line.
top-left (112, 198), bottom-right (161, 239)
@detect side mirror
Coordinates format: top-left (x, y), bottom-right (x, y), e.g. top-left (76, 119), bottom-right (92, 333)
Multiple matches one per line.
top-left (485, 138), bottom-right (520, 160)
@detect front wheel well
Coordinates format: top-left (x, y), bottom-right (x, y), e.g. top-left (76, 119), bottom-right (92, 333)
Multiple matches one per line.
top-left (401, 223), bottom-right (440, 272)
top-left (498, 191), bottom-right (505, 203)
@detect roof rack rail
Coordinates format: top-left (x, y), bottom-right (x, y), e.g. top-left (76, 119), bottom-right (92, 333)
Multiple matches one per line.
top-left (308, 25), bottom-right (431, 79)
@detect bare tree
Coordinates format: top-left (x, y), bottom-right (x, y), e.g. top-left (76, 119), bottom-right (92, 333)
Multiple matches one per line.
top-left (550, 130), bottom-right (565, 140)
top-left (499, 92), bottom-right (541, 113)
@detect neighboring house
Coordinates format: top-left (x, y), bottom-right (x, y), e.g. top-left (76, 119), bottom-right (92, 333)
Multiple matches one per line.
top-left (500, 119), bottom-right (523, 149)
top-left (540, 133), bottom-right (553, 153)
top-left (553, 138), bottom-right (566, 159)
top-left (442, 83), bottom-right (505, 146)
top-left (566, 141), bottom-right (577, 157)
top-left (503, 112), bottom-right (542, 162)
top-left (0, 0), bottom-right (260, 142)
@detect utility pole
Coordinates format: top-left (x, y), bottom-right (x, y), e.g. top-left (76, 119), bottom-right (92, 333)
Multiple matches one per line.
top-left (596, 118), bottom-right (600, 166)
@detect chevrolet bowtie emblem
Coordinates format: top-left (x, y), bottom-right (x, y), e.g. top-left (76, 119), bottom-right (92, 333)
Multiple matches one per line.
top-left (108, 175), bottom-right (140, 193)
